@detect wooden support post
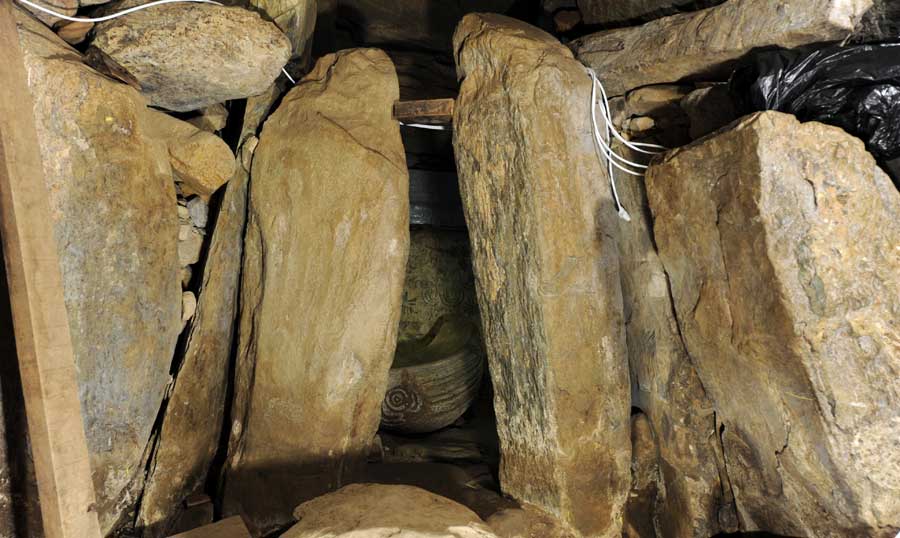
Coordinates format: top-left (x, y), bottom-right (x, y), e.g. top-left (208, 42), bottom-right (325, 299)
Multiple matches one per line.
top-left (392, 98), bottom-right (455, 125)
top-left (0, 2), bottom-right (103, 538)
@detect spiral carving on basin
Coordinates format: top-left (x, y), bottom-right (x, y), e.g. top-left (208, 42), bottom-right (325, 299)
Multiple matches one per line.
top-left (380, 317), bottom-right (484, 433)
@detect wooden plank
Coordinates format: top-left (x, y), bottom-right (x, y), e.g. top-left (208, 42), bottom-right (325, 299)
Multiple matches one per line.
top-left (393, 98), bottom-right (455, 124)
top-left (0, 3), bottom-right (103, 538)
top-left (168, 516), bottom-right (251, 538)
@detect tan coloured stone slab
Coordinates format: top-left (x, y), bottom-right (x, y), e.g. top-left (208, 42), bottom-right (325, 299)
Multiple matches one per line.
top-left (571, 0), bottom-right (873, 96)
top-left (453, 13), bottom-right (631, 538)
top-left (646, 111), bottom-right (900, 536)
top-left (223, 48), bottom-right (409, 534)
top-left (610, 141), bottom-right (733, 537)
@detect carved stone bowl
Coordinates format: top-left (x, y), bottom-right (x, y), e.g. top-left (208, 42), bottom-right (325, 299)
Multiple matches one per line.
top-left (380, 317), bottom-right (484, 434)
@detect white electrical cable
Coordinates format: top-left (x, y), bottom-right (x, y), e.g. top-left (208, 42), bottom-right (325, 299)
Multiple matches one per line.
top-left (15, 0), bottom-right (297, 83)
top-left (399, 122), bottom-right (449, 131)
top-left (586, 66), bottom-right (666, 222)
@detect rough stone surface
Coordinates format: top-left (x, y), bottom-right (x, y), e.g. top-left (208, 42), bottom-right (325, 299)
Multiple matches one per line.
top-left (646, 111), bottom-right (900, 537)
top-left (577, 0), bottom-right (723, 25)
top-left (223, 48), bottom-right (409, 535)
top-left (251, 0), bottom-right (316, 59)
top-left (91, 3), bottom-right (291, 111)
top-left (143, 109), bottom-right (236, 198)
top-left (136, 88), bottom-right (280, 538)
top-left (283, 484), bottom-right (498, 538)
top-left (137, 165), bottom-right (247, 538)
top-left (571, 0), bottom-right (873, 96)
top-left (453, 14), bottom-right (631, 538)
top-left (611, 140), bottom-right (732, 538)
top-left (16, 9), bottom-right (181, 533)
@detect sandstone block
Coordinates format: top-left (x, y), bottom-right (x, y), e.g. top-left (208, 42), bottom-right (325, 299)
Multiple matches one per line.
top-left (284, 484), bottom-right (498, 538)
top-left (611, 141), bottom-right (732, 538)
top-left (453, 13), bottom-right (631, 538)
top-left (90, 3), bottom-right (290, 111)
top-left (646, 111), bottom-right (900, 536)
top-left (222, 48), bottom-right (409, 534)
top-left (571, 0), bottom-right (873, 96)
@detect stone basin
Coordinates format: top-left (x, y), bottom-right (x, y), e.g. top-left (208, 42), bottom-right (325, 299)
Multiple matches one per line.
top-left (380, 317), bottom-right (484, 434)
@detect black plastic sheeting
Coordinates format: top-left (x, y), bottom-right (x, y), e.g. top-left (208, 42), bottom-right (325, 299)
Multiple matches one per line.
top-left (730, 42), bottom-right (900, 163)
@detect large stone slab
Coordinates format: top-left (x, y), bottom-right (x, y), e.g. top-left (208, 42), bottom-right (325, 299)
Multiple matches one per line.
top-left (90, 3), bottom-right (290, 111)
top-left (283, 484), bottom-right (499, 538)
top-left (223, 48), bottom-right (409, 534)
top-left (611, 143), bottom-right (733, 537)
top-left (571, 0), bottom-right (873, 96)
top-left (136, 168), bottom-right (247, 538)
top-left (645, 111), bottom-right (900, 536)
top-left (16, 9), bottom-right (182, 534)
top-left (577, 0), bottom-right (723, 25)
top-left (136, 87), bottom-right (281, 538)
top-left (452, 14), bottom-right (631, 538)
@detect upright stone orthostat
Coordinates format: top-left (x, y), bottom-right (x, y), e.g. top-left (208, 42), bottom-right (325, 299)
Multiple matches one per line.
top-left (571, 0), bottom-right (873, 96)
top-left (611, 143), bottom-right (733, 537)
top-left (16, 9), bottom-right (181, 533)
top-left (223, 48), bottom-right (409, 534)
top-left (452, 14), bottom-right (631, 537)
top-left (646, 111), bottom-right (900, 537)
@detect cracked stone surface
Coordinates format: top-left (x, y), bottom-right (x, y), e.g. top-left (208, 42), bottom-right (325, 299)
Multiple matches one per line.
top-left (222, 48), bottom-right (409, 535)
top-left (611, 141), bottom-right (734, 537)
top-left (453, 13), bottom-right (630, 538)
top-left (646, 111), bottom-right (900, 537)
top-left (571, 0), bottom-right (873, 96)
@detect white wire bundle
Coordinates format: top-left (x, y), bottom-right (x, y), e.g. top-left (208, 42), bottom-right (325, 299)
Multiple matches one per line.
top-left (15, 0), bottom-right (298, 83)
top-left (586, 67), bottom-right (666, 222)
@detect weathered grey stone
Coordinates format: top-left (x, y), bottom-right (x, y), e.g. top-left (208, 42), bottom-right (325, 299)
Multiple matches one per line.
top-left (646, 111), bottom-right (900, 537)
top-left (16, 9), bottom-right (181, 533)
top-left (571, 0), bottom-right (873, 96)
top-left (610, 140), bottom-right (732, 538)
top-left (283, 484), bottom-right (499, 538)
top-left (91, 3), bottom-right (291, 111)
top-left (453, 14), bottom-right (631, 538)
top-left (223, 48), bottom-right (409, 534)
top-left (576, 0), bottom-right (723, 25)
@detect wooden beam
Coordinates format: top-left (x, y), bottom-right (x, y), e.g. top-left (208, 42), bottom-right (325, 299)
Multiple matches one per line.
top-left (0, 3), bottom-right (103, 538)
top-left (393, 98), bottom-right (455, 125)
top-left (168, 516), bottom-right (251, 538)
